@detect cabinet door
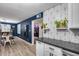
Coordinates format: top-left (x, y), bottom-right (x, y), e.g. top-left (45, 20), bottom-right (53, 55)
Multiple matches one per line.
top-left (36, 41), bottom-right (45, 56)
top-left (72, 4), bottom-right (79, 27)
top-left (68, 3), bottom-right (79, 28)
top-left (44, 44), bottom-right (63, 56)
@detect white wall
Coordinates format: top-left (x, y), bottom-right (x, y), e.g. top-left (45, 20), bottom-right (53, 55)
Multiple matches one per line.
top-left (43, 3), bottom-right (79, 44)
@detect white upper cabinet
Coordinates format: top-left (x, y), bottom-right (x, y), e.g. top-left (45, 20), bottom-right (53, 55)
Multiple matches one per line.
top-left (68, 3), bottom-right (79, 29)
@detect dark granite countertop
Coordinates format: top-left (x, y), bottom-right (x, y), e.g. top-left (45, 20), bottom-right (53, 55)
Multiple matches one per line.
top-left (36, 38), bottom-right (79, 54)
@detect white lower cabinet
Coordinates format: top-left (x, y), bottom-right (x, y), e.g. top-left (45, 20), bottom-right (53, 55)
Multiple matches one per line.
top-left (36, 41), bottom-right (45, 56)
top-left (44, 44), bottom-right (63, 56)
top-left (36, 41), bottom-right (63, 56)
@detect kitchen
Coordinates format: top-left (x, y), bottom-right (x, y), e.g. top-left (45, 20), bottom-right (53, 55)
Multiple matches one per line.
top-left (36, 3), bottom-right (79, 56)
top-left (0, 3), bottom-right (79, 56)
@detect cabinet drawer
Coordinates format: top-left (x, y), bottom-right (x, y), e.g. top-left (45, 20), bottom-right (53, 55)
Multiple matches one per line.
top-left (44, 51), bottom-right (56, 56)
top-left (45, 44), bottom-right (56, 51)
top-left (44, 44), bottom-right (63, 56)
top-left (44, 51), bottom-right (49, 56)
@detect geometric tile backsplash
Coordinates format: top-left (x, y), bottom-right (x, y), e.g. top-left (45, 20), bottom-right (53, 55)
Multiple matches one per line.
top-left (43, 3), bottom-right (79, 44)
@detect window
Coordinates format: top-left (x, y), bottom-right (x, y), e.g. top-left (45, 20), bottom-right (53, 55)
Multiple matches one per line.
top-left (17, 24), bottom-right (21, 34)
top-left (1, 24), bottom-right (11, 32)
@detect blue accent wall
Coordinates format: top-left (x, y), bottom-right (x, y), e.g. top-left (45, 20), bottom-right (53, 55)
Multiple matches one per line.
top-left (17, 12), bottom-right (43, 43)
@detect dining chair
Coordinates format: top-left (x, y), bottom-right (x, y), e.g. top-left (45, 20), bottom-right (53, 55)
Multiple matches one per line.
top-left (4, 36), bottom-right (11, 47)
top-left (9, 36), bottom-right (15, 45)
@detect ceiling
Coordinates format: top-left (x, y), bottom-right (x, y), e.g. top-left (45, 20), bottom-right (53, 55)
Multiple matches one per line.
top-left (0, 3), bottom-right (60, 23)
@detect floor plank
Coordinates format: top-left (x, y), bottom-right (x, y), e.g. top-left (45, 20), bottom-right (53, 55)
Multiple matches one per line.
top-left (0, 37), bottom-right (36, 56)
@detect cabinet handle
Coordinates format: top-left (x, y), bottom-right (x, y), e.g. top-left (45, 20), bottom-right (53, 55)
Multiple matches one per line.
top-left (49, 47), bottom-right (54, 50)
top-left (49, 53), bottom-right (53, 56)
top-left (38, 41), bottom-right (41, 44)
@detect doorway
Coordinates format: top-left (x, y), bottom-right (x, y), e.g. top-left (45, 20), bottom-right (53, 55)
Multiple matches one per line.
top-left (32, 18), bottom-right (43, 45)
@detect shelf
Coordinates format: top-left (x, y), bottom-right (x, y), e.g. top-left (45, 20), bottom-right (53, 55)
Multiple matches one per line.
top-left (56, 28), bottom-right (68, 30)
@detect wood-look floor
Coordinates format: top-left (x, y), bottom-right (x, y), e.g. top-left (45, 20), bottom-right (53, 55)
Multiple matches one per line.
top-left (0, 37), bottom-right (36, 56)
